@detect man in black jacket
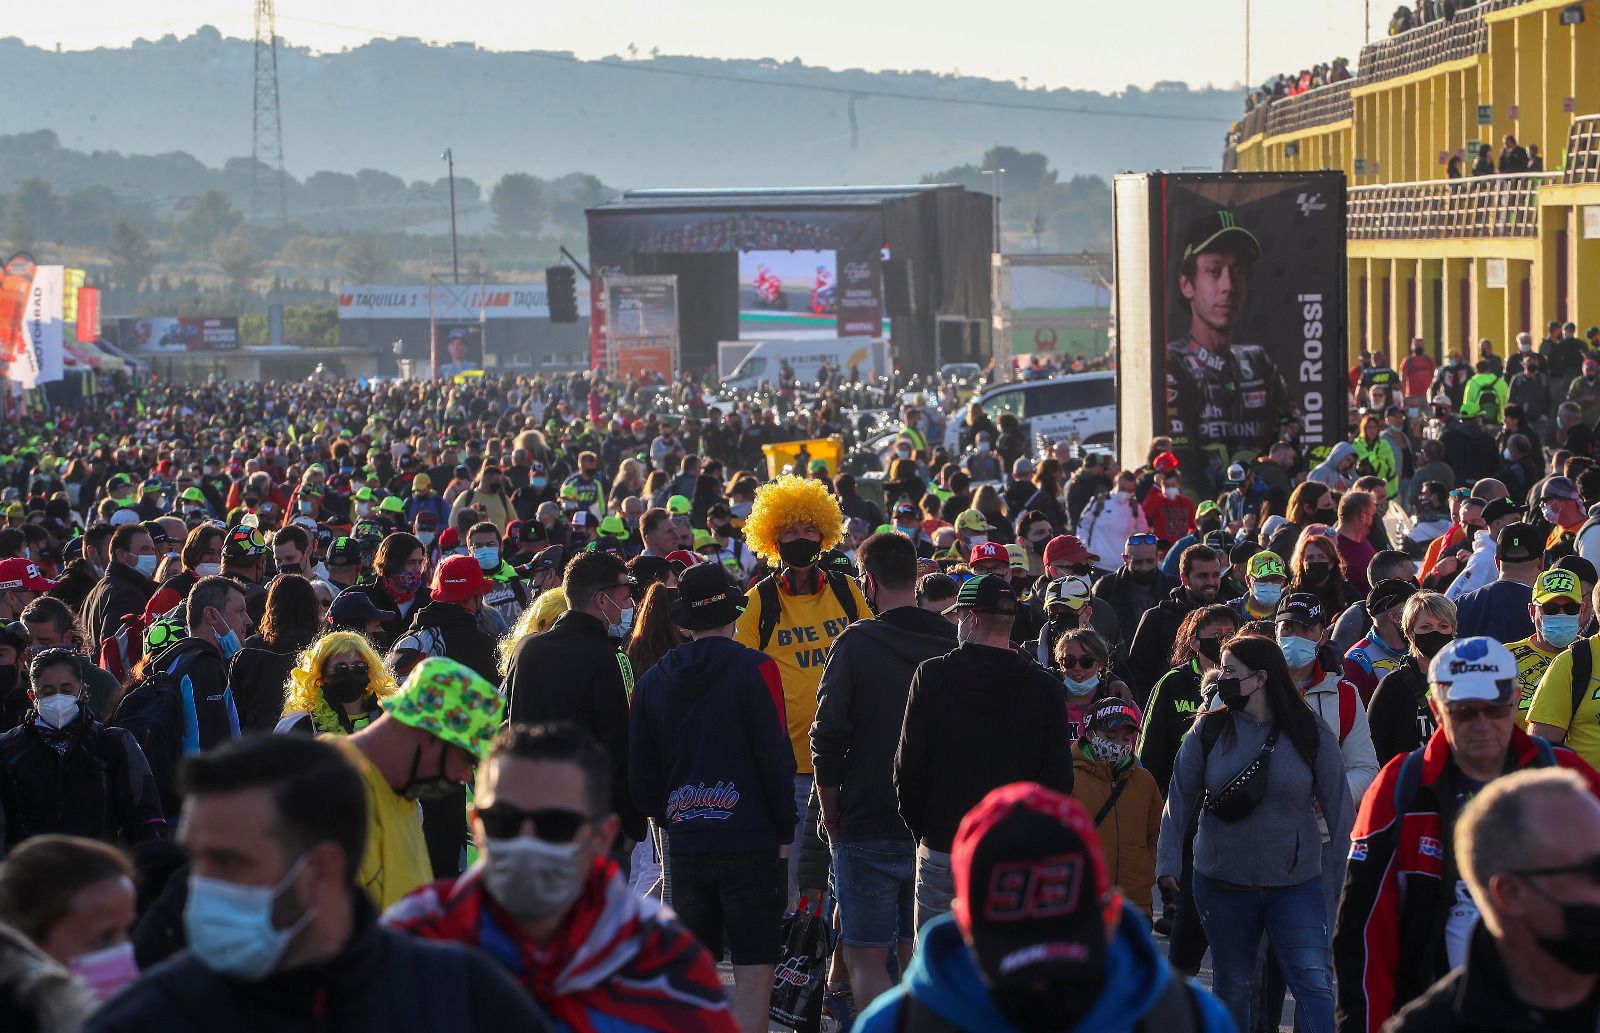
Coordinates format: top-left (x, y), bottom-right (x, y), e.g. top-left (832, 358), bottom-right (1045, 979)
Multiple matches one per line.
top-left (1387, 768), bottom-right (1600, 1033)
top-left (1127, 544), bottom-right (1222, 697)
top-left (1092, 533), bottom-right (1179, 641)
top-left (51, 524), bottom-right (113, 613)
top-left (813, 532), bottom-right (956, 1004)
top-left (894, 573), bottom-right (1073, 935)
top-left (503, 549), bottom-right (645, 845)
top-left (80, 523), bottom-right (157, 657)
top-left (87, 734), bottom-right (547, 1033)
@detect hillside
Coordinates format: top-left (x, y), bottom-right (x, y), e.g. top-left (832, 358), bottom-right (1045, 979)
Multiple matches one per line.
top-left (0, 27), bottom-right (1238, 190)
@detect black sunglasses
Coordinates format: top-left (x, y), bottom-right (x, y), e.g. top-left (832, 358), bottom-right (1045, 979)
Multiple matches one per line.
top-left (1057, 655), bottom-right (1099, 671)
top-left (1541, 602), bottom-right (1583, 616)
top-left (475, 804), bottom-right (590, 843)
top-left (1514, 856), bottom-right (1600, 885)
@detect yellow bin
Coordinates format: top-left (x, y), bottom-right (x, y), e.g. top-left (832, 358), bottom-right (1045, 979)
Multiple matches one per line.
top-left (762, 436), bottom-right (845, 480)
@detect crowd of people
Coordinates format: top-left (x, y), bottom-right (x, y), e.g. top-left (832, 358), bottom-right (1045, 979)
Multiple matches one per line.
top-left (0, 357), bottom-right (1597, 1032)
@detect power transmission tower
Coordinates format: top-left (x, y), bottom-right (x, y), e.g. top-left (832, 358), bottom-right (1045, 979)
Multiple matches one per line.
top-left (251, 0), bottom-right (287, 225)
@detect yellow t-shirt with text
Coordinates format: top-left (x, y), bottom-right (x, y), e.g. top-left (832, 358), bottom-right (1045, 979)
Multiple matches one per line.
top-left (1505, 636), bottom-right (1557, 729)
top-left (735, 574), bottom-right (872, 773)
top-left (1527, 640), bottom-right (1600, 769)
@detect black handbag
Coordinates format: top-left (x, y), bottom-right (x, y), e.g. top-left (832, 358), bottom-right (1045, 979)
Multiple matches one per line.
top-left (1204, 725), bottom-right (1280, 823)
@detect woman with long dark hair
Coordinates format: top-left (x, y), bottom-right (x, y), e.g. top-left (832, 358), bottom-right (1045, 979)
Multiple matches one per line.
top-left (1022, 459), bottom-right (1069, 533)
top-left (227, 574), bottom-right (322, 731)
top-left (1157, 634), bottom-right (1350, 1033)
top-left (1266, 481), bottom-right (1336, 561)
top-left (1289, 531), bottom-right (1351, 617)
top-left (354, 532), bottom-right (426, 649)
top-left (625, 581), bottom-right (686, 680)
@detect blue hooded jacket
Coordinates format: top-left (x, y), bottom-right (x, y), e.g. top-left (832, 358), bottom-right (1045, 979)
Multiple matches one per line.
top-left (856, 907), bottom-right (1234, 1033)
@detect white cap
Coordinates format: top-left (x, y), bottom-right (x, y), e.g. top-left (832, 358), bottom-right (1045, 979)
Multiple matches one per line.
top-left (1043, 575), bottom-right (1093, 611)
top-left (1227, 463), bottom-right (1247, 483)
top-left (1427, 637), bottom-right (1517, 706)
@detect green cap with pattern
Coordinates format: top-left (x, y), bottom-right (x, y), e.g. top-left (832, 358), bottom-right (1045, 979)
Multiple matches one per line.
top-left (382, 657), bottom-right (502, 759)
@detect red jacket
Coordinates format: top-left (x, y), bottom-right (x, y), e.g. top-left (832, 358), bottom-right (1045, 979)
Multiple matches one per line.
top-left (1141, 492), bottom-right (1196, 545)
top-left (1332, 726), bottom-right (1600, 1033)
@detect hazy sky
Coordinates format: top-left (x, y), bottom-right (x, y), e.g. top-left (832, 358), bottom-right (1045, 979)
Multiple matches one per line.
top-left (11, 1), bottom-right (1371, 93)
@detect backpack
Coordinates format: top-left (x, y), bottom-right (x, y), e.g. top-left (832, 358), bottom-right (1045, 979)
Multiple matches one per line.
top-left (99, 610), bottom-right (152, 686)
top-left (1389, 734), bottom-right (1557, 819)
top-left (1476, 378), bottom-right (1502, 424)
top-left (1566, 638), bottom-right (1595, 740)
top-left (390, 626), bottom-right (446, 679)
top-left (110, 640), bottom-right (207, 787)
top-left (754, 570), bottom-right (861, 652)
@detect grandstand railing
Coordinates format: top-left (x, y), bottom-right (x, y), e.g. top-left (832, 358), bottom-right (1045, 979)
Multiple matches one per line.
top-left (1266, 79), bottom-right (1356, 137)
top-left (1347, 171), bottom-right (1558, 240)
top-left (1358, 6), bottom-right (1487, 84)
top-left (1565, 115), bottom-right (1600, 184)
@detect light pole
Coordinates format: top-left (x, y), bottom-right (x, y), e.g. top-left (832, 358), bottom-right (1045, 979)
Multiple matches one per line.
top-left (1244, 0), bottom-right (1251, 92)
top-left (441, 148), bottom-right (460, 285)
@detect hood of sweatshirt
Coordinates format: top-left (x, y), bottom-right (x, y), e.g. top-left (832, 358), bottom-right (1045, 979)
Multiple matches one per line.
top-left (649, 635), bottom-right (744, 702)
top-left (845, 605), bottom-right (957, 665)
top-left (1310, 440), bottom-right (1358, 481)
top-left (882, 906), bottom-right (1172, 1033)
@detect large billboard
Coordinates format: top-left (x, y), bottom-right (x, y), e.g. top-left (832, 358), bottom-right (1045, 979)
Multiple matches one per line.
top-left (1114, 172), bottom-right (1346, 489)
top-left (433, 322), bottom-right (484, 380)
top-left (604, 275), bottom-right (679, 381)
top-left (117, 317), bottom-right (239, 352)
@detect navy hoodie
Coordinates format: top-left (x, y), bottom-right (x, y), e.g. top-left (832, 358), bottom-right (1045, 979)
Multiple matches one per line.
top-left (629, 635), bottom-right (799, 854)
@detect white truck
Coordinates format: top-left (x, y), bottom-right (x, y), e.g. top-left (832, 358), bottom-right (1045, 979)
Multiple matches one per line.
top-left (718, 337), bottom-right (889, 391)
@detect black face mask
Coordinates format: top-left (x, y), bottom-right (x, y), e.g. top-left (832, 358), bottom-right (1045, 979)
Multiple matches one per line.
top-left (1198, 517), bottom-right (1222, 535)
top-left (777, 537), bottom-right (822, 569)
top-left (1302, 563), bottom-right (1331, 585)
top-left (1215, 675), bottom-right (1253, 710)
top-left (1527, 882), bottom-right (1600, 973)
top-left (1128, 567), bottom-right (1159, 585)
top-left (1196, 637), bottom-right (1223, 664)
top-left (322, 670), bottom-right (369, 707)
top-left (1412, 630), bottom-right (1454, 661)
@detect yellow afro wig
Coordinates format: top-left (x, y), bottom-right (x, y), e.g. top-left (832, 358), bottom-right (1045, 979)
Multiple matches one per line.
top-left (498, 587), bottom-right (570, 675)
top-left (742, 474), bottom-right (845, 565)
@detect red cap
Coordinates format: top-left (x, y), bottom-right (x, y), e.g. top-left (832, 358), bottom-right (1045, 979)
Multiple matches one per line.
top-left (663, 549), bottom-right (701, 574)
top-left (1042, 534), bottom-right (1099, 567)
top-left (0, 558), bottom-right (58, 592)
top-left (1153, 451), bottom-right (1180, 472)
top-left (438, 526), bottom-right (461, 551)
top-left (968, 542), bottom-right (1011, 567)
top-left (431, 554), bottom-right (493, 603)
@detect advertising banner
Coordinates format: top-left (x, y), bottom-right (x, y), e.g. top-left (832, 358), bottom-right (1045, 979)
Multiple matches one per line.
top-left (118, 317), bottom-right (240, 352)
top-left (588, 208), bottom-right (882, 263)
top-left (604, 275), bottom-right (679, 381)
top-left (0, 253), bottom-right (37, 373)
top-left (75, 286), bottom-right (100, 343)
top-left (19, 265), bottom-right (64, 388)
top-left (432, 321), bottom-right (484, 380)
top-left (1114, 171), bottom-right (1347, 489)
top-left (337, 283), bottom-right (591, 321)
top-left (835, 249), bottom-right (884, 338)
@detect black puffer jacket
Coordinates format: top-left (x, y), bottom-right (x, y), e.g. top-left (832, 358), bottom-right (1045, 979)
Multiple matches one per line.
top-left (227, 634), bottom-right (311, 733)
top-left (88, 895), bottom-right (551, 1033)
top-left (0, 710), bottom-right (166, 850)
top-left (81, 561), bottom-right (156, 658)
top-left (1127, 586), bottom-right (1208, 696)
top-left (895, 641), bottom-right (1074, 852)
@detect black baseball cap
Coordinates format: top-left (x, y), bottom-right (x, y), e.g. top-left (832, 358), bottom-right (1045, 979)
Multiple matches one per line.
top-left (1556, 554), bottom-right (1599, 585)
top-left (944, 573), bottom-right (1017, 616)
top-left (1275, 592), bottom-right (1327, 628)
top-left (326, 536), bottom-right (363, 567)
top-left (1368, 578), bottom-right (1418, 616)
top-left (670, 562), bottom-right (744, 631)
top-left (952, 783), bottom-right (1115, 988)
top-left (1497, 522), bottom-right (1542, 563)
top-left (327, 591), bottom-right (395, 629)
top-left (1480, 497), bottom-right (1526, 525)
top-left (1181, 209), bottom-right (1261, 263)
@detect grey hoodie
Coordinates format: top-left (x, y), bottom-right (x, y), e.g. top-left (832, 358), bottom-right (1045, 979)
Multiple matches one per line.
top-left (1306, 440), bottom-right (1359, 490)
top-left (1157, 707), bottom-right (1351, 889)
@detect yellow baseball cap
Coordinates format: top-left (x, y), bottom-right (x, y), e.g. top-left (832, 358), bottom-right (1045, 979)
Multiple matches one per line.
top-left (1534, 567), bottom-right (1582, 605)
top-left (1246, 551), bottom-right (1287, 580)
top-left (954, 509), bottom-right (991, 533)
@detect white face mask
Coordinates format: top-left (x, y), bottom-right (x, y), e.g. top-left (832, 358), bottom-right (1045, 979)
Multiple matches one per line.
top-left (1163, 486), bottom-right (1180, 500)
top-left (35, 693), bottom-right (79, 729)
top-left (967, 534), bottom-right (989, 549)
top-left (482, 836), bottom-right (588, 919)
top-left (195, 562), bottom-right (222, 577)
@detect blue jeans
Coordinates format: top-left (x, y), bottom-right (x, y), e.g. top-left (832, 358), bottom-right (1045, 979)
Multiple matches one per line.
top-left (1192, 872), bottom-right (1335, 1033)
top-left (788, 773), bottom-right (813, 905)
top-left (914, 844), bottom-right (955, 940)
top-left (832, 838), bottom-right (916, 948)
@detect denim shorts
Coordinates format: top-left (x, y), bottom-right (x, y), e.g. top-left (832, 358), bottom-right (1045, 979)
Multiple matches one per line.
top-left (668, 850), bottom-right (785, 966)
top-left (832, 838), bottom-right (916, 948)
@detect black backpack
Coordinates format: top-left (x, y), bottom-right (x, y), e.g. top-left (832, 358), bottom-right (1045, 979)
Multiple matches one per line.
top-left (110, 640), bottom-right (207, 797)
top-left (754, 570), bottom-right (861, 652)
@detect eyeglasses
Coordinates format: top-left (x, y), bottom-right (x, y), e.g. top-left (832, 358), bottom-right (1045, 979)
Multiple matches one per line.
top-left (1513, 856), bottom-right (1600, 886)
top-left (1444, 702), bottom-right (1512, 723)
top-left (475, 804), bottom-right (591, 843)
top-left (1541, 602), bottom-right (1583, 616)
top-left (1057, 655), bottom-right (1099, 671)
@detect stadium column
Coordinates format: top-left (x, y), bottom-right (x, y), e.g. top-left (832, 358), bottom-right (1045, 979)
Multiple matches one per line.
top-left (1428, 77), bottom-right (1448, 181)
top-left (1577, 222), bottom-right (1600, 330)
top-left (1575, 11), bottom-right (1600, 131)
top-left (1366, 259), bottom-right (1389, 360)
top-left (1418, 260), bottom-right (1442, 354)
top-left (1349, 258), bottom-right (1366, 366)
top-left (1472, 257), bottom-right (1505, 353)
top-left (1490, 20), bottom-right (1516, 154)
top-left (1535, 205), bottom-right (1566, 326)
top-left (1514, 13), bottom-right (1544, 165)
top-left (1442, 257), bottom-right (1469, 356)
top-left (1391, 261), bottom-right (1411, 348)
top-left (1504, 260), bottom-right (1530, 351)
top-left (1542, 10), bottom-right (1572, 170)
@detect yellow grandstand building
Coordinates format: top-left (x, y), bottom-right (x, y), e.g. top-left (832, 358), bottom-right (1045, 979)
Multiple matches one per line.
top-left (1227, 0), bottom-right (1600, 361)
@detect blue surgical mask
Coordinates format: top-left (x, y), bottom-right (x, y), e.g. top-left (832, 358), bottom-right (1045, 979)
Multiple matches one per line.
top-left (474, 546), bottom-right (500, 571)
top-left (1253, 582), bottom-right (1283, 607)
top-left (417, 531), bottom-right (436, 546)
top-left (183, 855), bottom-right (313, 981)
top-left (133, 553), bottom-right (159, 578)
top-left (1063, 672), bottom-right (1100, 697)
top-left (1278, 634), bottom-right (1319, 669)
top-left (216, 626), bottom-right (242, 660)
top-left (532, 477), bottom-right (548, 490)
top-left (1542, 613), bottom-right (1582, 649)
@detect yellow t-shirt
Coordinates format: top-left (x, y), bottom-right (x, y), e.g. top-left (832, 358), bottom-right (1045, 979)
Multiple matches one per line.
top-left (1527, 640), bottom-right (1600, 766)
top-left (1505, 636), bottom-right (1557, 729)
top-left (734, 573), bottom-right (872, 773)
top-left (331, 737), bottom-right (435, 912)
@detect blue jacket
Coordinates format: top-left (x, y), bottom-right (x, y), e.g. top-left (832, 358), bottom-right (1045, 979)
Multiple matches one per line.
top-left (855, 908), bottom-right (1235, 1033)
top-left (628, 635), bottom-right (799, 854)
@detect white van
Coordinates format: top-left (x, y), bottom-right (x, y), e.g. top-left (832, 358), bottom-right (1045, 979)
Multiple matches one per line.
top-left (721, 337), bottom-right (888, 391)
top-left (954, 371), bottom-right (1117, 450)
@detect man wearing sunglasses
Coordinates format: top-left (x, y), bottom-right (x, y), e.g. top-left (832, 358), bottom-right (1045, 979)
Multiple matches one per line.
top-left (1336, 636), bottom-right (1600, 1033)
top-left (387, 722), bottom-right (738, 1032)
top-left (1388, 768), bottom-right (1600, 1033)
